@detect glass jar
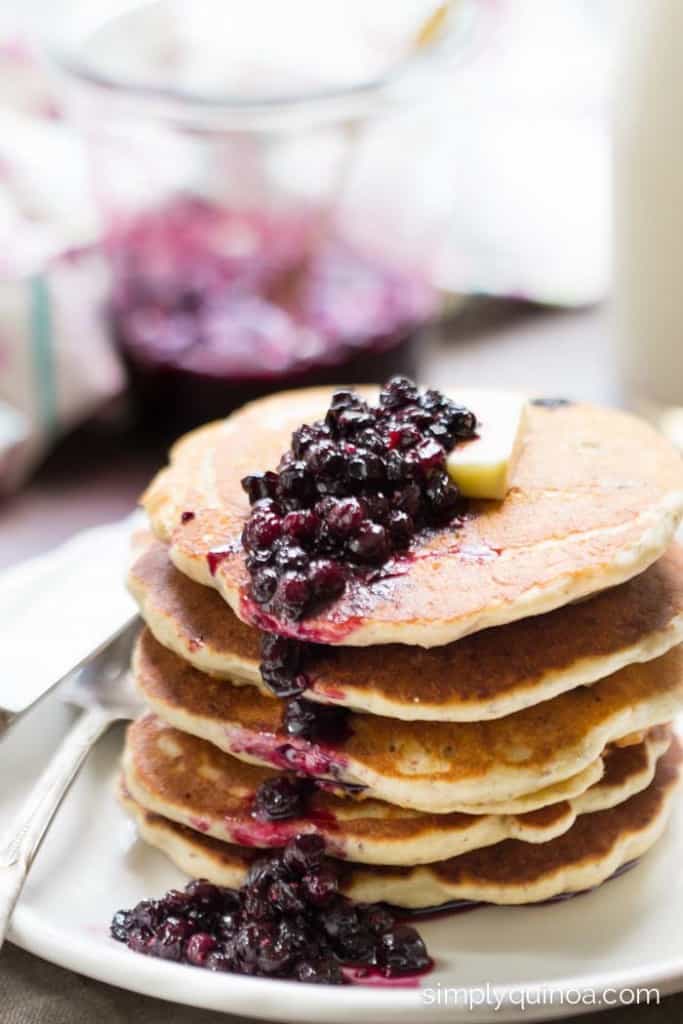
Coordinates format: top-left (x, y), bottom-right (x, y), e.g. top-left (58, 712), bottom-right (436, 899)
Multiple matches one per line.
top-left (48, 0), bottom-right (481, 436)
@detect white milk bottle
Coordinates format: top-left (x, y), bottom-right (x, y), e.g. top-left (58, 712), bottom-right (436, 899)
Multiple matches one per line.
top-left (614, 0), bottom-right (683, 443)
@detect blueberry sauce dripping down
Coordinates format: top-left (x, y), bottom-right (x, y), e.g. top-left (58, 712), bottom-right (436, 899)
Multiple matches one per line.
top-left (111, 834), bottom-right (432, 983)
top-left (238, 378), bottom-right (477, 821)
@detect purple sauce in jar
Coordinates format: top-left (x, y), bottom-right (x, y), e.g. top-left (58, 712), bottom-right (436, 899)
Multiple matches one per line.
top-left (109, 198), bottom-right (438, 434)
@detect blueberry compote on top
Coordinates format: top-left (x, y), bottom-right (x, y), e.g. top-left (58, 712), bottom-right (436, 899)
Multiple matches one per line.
top-left (241, 377), bottom-right (477, 627)
top-left (111, 834), bottom-right (432, 984)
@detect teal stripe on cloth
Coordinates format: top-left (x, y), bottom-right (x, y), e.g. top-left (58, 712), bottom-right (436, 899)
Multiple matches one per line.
top-left (29, 274), bottom-right (58, 437)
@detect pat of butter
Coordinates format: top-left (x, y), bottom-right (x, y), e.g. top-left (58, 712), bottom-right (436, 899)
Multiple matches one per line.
top-left (446, 390), bottom-right (528, 500)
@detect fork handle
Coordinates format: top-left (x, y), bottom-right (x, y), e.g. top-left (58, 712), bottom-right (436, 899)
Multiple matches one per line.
top-left (0, 705), bottom-right (115, 948)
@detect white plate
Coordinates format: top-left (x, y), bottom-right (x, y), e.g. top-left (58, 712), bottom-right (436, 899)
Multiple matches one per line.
top-left (3, 523), bottom-right (683, 1023)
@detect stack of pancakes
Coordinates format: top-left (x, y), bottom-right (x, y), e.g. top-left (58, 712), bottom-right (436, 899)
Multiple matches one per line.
top-left (121, 390), bottom-right (683, 908)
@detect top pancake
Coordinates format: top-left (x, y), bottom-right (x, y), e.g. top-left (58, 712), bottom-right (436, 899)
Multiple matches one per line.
top-left (142, 387), bottom-right (683, 647)
top-left (129, 534), bottom-right (683, 721)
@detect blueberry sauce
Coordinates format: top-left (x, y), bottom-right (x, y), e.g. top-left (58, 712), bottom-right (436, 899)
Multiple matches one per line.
top-left (109, 198), bottom-right (437, 436)
top-left (238, 378), bottom-right (477, 822)
top-left (111, 834), bottom-right (433, 984)
top-left (241, 378), bottom-right (477, 630)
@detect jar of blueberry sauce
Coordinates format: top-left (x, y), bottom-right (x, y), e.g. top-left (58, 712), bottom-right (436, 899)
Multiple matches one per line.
top-left (48, 1), bottom-right (479, 436)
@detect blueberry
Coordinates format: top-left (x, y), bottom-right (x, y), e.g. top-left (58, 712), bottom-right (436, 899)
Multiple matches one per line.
top-left (205, 948), bottom-right (235, 972)
top-left (268, 879), bottom-right (306, 914)
top-left (379, 376), bottom-right (419, 410)
top-left (324, 497), bottom-right (366, 538)
top-left (186, 932), bottom-right (217, 966)
top-left (251, 566), bottom-right (278, 604)
top-left (128, 899), bottom-right (162, 931)
top-left (385, 448), bottom-right (407, 484)
top-left (412, 437), bottom-right (445, 477)
top-left (357, 428), bottom-right (386, 453)
top-left (362, 492), bottom-right (390, 525)
top-left (346, 450), bottom-right (385, 486)
top-left (274, 543), bottom-right (309, 572)
top-left (235, 921), bottom-right (273, 969)
top-left (392, 482), bottom-right (422, 519)
top-left (274, 572), bottom-right (312, 619)
top-left (184, 880), bottom-right (222, 909)
top-left (347, 521), bottom-right (390, 564)
top-left (424, 474), bottom-right (461, 523)
top-left (301, 863), bottom-right (339, 906)
top-left (387, 509), bottom-right (413, 549)
top-left (291, 423), bottom-right (327, 459)
top-left (127, 928), bottom-right (155, 954)
top-left (283, 834), bottom-right (326, 875)
top-left (246, 853), bottom-right (287, 890)
top-left (277, 915), bottom-right (318, 960)
top-left (163, 889), bottom-right (192, 915)
top-left (282, 509), bottom-right (319, 543)
top-left (306, 441), bottom-right (345, 479)
top-left (442, 401), bottom-right (477, 438)
top-left (253, 777), bottom-right (311, 821)
top-left (309, 559), bottom-right (346, 602)
top-left (241, 471), bottom-right (279, 504)
top-left (362, 904), bottom-right (395, 935)
top-left (378, 925), bottom-right (431, 975)
top-left (337, 927), bottom-right (376, 963)
top-left (242, 510), bottom-right (282, 552)
top-left (428, 420), bottom-right (455, 448)
top-left (110, 909), bottom-right (132, 942)
top-left (419, 388), bottom-right (447, 413)
top-left (283, 697), bottom-right (318, 739)
top-left (321, 899), bottom-right (359, 941)
top-left (337, 409), bottom-right (375, 436)
top-left (325, 389), bottom-right (365, 432)
top-left (258, 937), bottom-right (292, 975)
top-left (243, 887), bottom-right (275, 921)
top-left (152, 918), bottom-right (191, 961)
top-left (278, 461), bottom-right (315, 503)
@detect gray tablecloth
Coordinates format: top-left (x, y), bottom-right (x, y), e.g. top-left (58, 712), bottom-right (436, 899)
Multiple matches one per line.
top-left (2, 944), bottom-right (682, 1024)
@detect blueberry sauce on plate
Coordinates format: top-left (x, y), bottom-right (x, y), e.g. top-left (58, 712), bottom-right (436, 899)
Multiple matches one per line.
top-left (111, 834), bottom-right (432, 984)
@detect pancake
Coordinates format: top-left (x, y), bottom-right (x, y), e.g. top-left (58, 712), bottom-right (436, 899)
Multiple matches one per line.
top-left (141, 388), bottom-right (683, 648)
top-left (129, 534), bottom-right (683, 721)
top-left (133, 629), bottom-right (683, 811)
top-left (119, 737), bottom-right (683, 907)
top-left (123, 715), bottom-right (672, 866)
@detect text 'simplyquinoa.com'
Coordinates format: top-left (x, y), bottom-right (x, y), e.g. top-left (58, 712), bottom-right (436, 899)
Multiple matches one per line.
top-left (421, 982), bottom-right (661, 1014)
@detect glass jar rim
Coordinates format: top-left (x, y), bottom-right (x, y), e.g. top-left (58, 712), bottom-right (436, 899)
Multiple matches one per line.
top-left (45, 0), bottom-right (487, 130)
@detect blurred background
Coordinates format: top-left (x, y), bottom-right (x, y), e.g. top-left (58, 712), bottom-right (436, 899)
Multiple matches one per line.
top-left (0, 0), bottom-right (671, 563)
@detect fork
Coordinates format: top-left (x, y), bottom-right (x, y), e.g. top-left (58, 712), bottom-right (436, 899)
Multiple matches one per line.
top-left (0, 619), bottom-right (144, 948)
